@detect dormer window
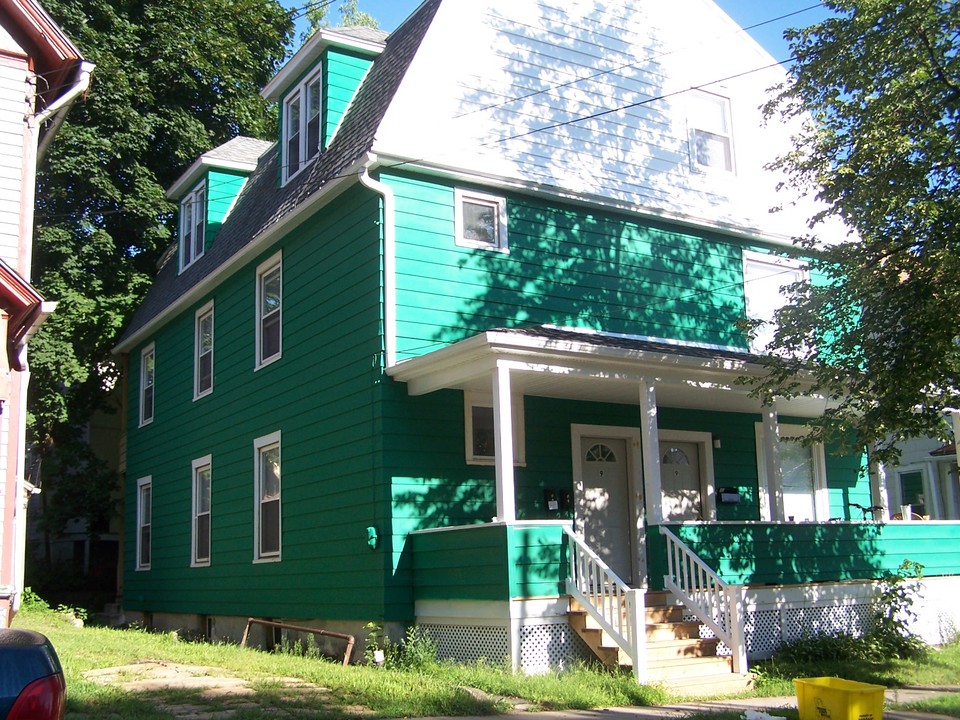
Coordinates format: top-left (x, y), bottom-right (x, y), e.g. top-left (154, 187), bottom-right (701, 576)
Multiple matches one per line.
top-left (180, 183), bottom-right (206, 272)
top-left (688, 90), bottom-right (734, 173)
top-left (283, 69), bottom-right (322, 183)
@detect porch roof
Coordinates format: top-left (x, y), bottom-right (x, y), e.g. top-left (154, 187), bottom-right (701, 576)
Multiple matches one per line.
top-left (387, 325), bottom-right (831, 417)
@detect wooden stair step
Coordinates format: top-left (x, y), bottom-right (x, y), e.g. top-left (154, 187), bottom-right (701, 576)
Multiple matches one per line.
top-left (644, 637), bottom-right (720, 660)
top-left (658, 672), bottom-right (754, 698)
top-left (646, 620), bottom-right (701, 641)
top-left (646, 655), bottom-right (733, 681)
top-left (645, 604), bottom-right (685, 624)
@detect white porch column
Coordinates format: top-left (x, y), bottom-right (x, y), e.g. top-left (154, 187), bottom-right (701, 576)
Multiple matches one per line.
top-left (493, 362), bottom-right (516, 522)
top-left (923, 460), bottom-right (942, 519)
top-left (761, 403), bottom-right (783, 521)
top-left (870, 458), bottom-right (891, 520)
top-left (948, 412), bottom-right (960, 518)
top-left (638, 381), bottom-right (662, 525)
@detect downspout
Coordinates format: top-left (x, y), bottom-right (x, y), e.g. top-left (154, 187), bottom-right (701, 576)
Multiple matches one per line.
top-left (35, 60), bottom-right (95, 162)
top-left (10, 300), bottom-right (55, 617)
top-left (357, 155), bottom-right (396, 368)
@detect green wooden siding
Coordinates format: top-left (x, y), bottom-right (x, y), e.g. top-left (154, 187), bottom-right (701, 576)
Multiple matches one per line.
top-left (647, 522), bottom-right (960, 589)
top-left (323, 48), bottom-right (374, 148)
top-left (385, 170), bottom-right (761, 361)
top-left (206, 169), bottom-right (247, 248)
top-left (124, 185), bottom-right (391, 620)
top-left (411, 523), bottom-right (566, 602)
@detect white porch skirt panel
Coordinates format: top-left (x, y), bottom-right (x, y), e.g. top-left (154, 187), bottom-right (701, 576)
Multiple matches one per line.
top-left (416, 577), bottom-right (960, 672)
top-left (416, 598), bottom-right (592, 672)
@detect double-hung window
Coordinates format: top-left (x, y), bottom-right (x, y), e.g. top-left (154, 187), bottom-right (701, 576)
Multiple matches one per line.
top-left (194, 302), bottom-right (214, 398)
top-left (742, 250), bottom-right (808, 354)
top-left (192, 456), bottom-right (212, 566)
top-left (283, 70), bottom-right (322, 182)
top-left (136, 477), bottom-right (152, 570)
top-left (755, 423), bottom-right (829, 522)
top-left (688, 90), bottom-right (734, 173)
top-left (254, 432), bottom-right (281, 561)
top-left (180, 183), bottom-right (206, 271)
top-left (139, 343), bottom-right (155, 426)
top-left (256, 253), bottom-right (282, 368)
top-left (455, 189), bottom-right (508, 251)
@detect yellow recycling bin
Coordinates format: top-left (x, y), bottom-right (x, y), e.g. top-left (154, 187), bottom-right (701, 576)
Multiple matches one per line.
top-left (794, 677), bottom-right (885, 720)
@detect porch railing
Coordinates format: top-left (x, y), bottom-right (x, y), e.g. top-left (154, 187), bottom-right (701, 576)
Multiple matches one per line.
top-left (563, 526), bottom-right (646, 682)
top-left (660, 526), bottom-right (747, 673)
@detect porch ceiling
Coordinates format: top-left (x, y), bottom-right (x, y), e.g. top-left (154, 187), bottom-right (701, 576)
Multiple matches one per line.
top-left (387, 326), bottom-right (832, 418)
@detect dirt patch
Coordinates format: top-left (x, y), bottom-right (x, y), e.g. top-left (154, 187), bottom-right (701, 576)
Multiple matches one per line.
top-left (83, 661), bottom-right (368, 719)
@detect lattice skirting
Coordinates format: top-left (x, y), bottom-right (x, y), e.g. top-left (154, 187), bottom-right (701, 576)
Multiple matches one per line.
top-left (519, 622), bottom-right (594, 673)
top-left (420, 621), bottom-right (594, 672)
top-left (420, 624), bottom-right (510, 665)
top-left (418, 578), bottom-right (960, 671)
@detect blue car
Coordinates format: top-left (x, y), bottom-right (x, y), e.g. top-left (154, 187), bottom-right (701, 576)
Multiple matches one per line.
top-left (0, 628), bottom-right (65, 719)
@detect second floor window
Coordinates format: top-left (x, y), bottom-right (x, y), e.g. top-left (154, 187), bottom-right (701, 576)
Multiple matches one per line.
top-left (454, 189), bottom-right (509, 251)
top-left (195, 302), bottom-right (214, 398)
top-left (256, 253), bottom-right (282, 368)
top-left (742, 250), bottom-right (808, 354)
top-left (180, 183), bottom-right (206, 271)
top-left (139, 343), bottom-right (155, 426)
top-left (283, 70), bottom-right (322, 182)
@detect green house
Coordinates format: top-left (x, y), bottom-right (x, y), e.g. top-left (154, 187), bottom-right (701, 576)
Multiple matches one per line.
top-left (113, 0), bottom-right (960, 688)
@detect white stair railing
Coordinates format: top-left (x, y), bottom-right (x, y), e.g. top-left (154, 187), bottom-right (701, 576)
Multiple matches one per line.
top-left (563, 527), bottom-right (646, 682)
top-left (659, 526), bottom-right (747, 673)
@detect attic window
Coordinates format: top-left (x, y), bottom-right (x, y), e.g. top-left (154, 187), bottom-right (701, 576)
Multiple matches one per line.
top-left (455, 189), bottom-right (508, 251)
top-left (283, 69), bottom-right (322, 183)
top-left (688, 90), bottom-right (734, 173)
top-left (179, 182), bottom-right (206, 272)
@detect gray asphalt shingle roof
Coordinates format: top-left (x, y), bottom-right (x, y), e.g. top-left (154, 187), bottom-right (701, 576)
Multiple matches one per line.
top-left (116, 0), bottom-right (442, 348)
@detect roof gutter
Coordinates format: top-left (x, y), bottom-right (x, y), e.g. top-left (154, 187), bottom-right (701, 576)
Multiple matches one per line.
top-left (36, 59), bottom-right (95, 162)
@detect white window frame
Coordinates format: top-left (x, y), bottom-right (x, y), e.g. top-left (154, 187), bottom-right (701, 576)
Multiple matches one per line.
top-left (755, 422), bottom-right (829, 522)
top-left (192, 455), bottom-right (212, 567)
top-left (254, 431), bottom-right (282, 562)
top-left (742, 250), bottom-right (808, 354)
top-left (282, 69), bottom-right (323, 183)
top-left (179, 182), bottom-right (206, 272)
top-left (255, 252), bottom-right (282, 369)
top-left (454, 188), bottom-right (509, 252)
top-left (688, 90), bottom-right (735, 174)
top-left (136, 476), bottom-right (152, 571)
top-left (139, 343), bottom-right (155, 427)
top-left (194, 301), bottom-right (214, 399)
top-left (464, 392), bottom-right (525, 466)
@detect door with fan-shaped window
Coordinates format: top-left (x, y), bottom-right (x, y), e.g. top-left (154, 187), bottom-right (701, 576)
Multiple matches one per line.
top-left (578, 437), bottom-right (633, 583)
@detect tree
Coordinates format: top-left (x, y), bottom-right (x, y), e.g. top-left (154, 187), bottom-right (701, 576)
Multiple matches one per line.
top-left (30, 0), bottom-right (292, 535)
top-left (753, 0), bottom-right (960, 462)
top-left (303, 0), bottom-right (379, 40)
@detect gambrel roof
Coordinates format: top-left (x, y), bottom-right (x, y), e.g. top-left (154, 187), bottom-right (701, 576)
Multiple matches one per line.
top-left (117, 0), bottom-right (836, 352)
top-left (116, 0), bottom-right (442, 348)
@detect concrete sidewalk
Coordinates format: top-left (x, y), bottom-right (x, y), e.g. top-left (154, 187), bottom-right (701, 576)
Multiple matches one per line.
top-left (453, 686), bottom-right (959, 720)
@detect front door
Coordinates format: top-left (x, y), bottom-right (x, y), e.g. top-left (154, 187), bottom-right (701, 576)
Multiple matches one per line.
top-left (660, 440), bottom-right (702, 521)
top-left (578, 437), bottom-right (633, 583)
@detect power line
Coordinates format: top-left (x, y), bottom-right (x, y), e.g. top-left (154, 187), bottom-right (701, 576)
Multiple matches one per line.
top-left (455, 2), bottom-right (824, 121)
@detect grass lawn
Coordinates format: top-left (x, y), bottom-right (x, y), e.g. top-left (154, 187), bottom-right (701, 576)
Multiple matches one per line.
top-left (13, 605), bottom-right (666, 719)
top-left (12, 603), bottom-right (960, 719)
